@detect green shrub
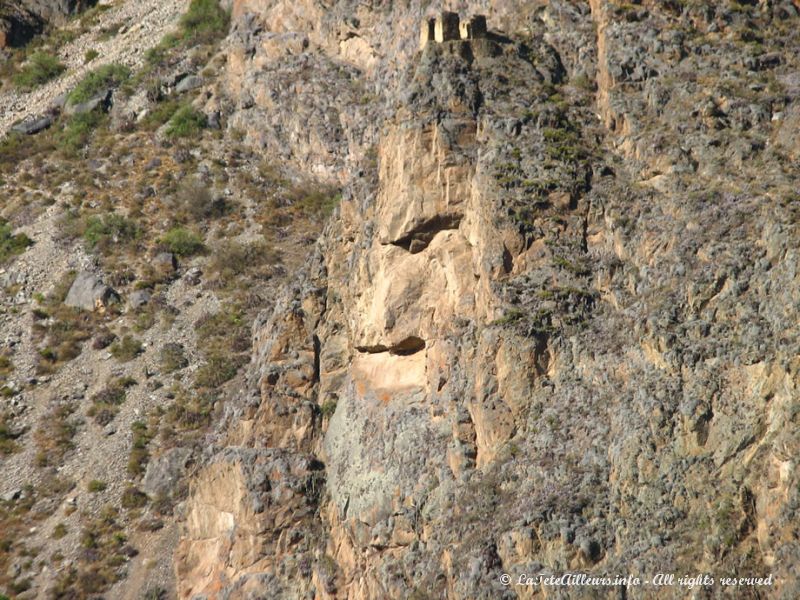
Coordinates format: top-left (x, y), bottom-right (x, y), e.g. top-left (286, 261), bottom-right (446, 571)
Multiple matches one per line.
top-left (88, 377), bottom-right (135, 424)
top-left (159, 343), bottom-right (188, 373)
top-left (83, 213), bottom-right (140, 250)
top-left (161, 227), bottom-right (204, 257)
top-left (87, 480), bottom-right (107, 493)
top-left (52, 523), bottom-right (68, 539)
top-left (0, 219), bottom-right (33, 264)
top-left (0, 415), bottom-right (21, 456)
top-left (320, 400), bottom-right (337, 419)
top-left (13, 52), bottom-right (65, 90)
top-left (167, 388), bottom-right (216, 430)
top-left (165, 105), bottom-right (207, 138)
top-left (128, 421), bottom-right (154, 476)
top-left (194, 353), bottom-right (244, 389)
top-left (84, 49), bottom-right (99, 63)
top-left (120, 486), bottom-right (148, 509)
top-left (140, 99), bottom-right (181, 130)
top-left (144, 34), bottom-right (180, 66)
top-left (287, 183), bottom-right (341, 218)
top-left (180, 0), bottom-right (231, 45)
top-left (207, 240), bottom-right (278, 284)
top-left (176, 181), bottom-right (229, 221)
top-left (57, 110), bottom-right (105, 155)
top-left (109, 335), bottom-right (143, 362)
top-left (68, 63), bottom-right (130, 105)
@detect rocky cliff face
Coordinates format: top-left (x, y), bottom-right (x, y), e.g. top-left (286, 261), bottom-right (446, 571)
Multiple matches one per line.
top-left (0, 0), bottom-right (93, 48)
top-left (176, 1), bottom-right (800, 599)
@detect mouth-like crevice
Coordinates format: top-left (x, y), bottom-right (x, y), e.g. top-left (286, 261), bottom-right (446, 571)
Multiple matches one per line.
top-left (388, 214), bottom-right (462, 254)
top-left (355, 336), bottom-right (426, 356)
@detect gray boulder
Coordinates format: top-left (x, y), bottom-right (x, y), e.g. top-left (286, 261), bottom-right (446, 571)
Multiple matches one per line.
top-left (65, 88), bottom-right (112, 116)
top-left (128, 289), bottom-right (151, 310)
top-left (142, 447), bottom-right (192, 497)
top-left (64, 271), bottom-right (119, 311)
top-left (10, 114), bottom-right (53, 135)
top-left (154, 252), bottom-right (177, 271)
top-left (175, 75), bottom-right (204, 94)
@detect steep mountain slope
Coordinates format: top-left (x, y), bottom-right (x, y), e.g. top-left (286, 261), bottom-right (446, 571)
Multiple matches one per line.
top-left (175, 1), bottom-right (800, 599)
top-left (0, 1), bottom-right (339, 598)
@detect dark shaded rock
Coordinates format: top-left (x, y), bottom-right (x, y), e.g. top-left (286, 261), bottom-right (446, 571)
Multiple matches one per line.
top-left (128, 289), bottom-right (152, 310)
top-left (154, 252), bottom-right (177, 271)
top-left (175, 75), bottom-right (204, 94)
top-left (64, 271), bottom-right (120, 312)
top-left (64, 88), bottom-right (112, 116)
top-left (10, 114), bottom-right (52, 135)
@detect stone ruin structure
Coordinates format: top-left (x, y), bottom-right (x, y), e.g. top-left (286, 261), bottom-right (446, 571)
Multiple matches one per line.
top-left (419, 12), bottom-right (488, 50)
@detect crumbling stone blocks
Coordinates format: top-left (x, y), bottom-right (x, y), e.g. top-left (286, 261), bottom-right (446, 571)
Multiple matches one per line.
top-left (421, 12), bottom-right (488, 50)
top-left (419, 17), bottom-right (435, 50)
top-left (459, 15), bottom-right (487, 40)
top-left (434, 11), bottom-right (460, 43)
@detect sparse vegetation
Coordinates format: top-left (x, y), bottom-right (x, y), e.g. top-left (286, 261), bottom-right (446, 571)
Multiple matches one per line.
top-left (159, 343), bottom-right (189, 374)
top-left (32, 271), bottom-right (103, 373)
top-left (52, 523), bottom-right (68, 539)
top-left (87, 480), bottom-right (107, 493)
top-left (109, 335), bottom-right (143, 362)
top-left (0, 415), bottom-right (21, 456)
top-left (194, 353), bottom-right (244, 389)
top-left (0, 219), bottom-right (33, 265)
top-left (83, 213), bottom-right (141, 252)
top-left (206, 239), bottom-right (279, 287)
top-left (161, 227), bottom-right (205, 257)
top-left (51, 506), bottom-right (133, 597)
top-left (320, 400), bottom-right (337, 419)
top-left (175, 181), bottom-right (229, 221)
top-left (120, 487), bottom-right (148, 509)
top-left (88, 377), bottom-right (136, 425)
top-left (166, 388), bottom-right (217, 430)
top-left (140, 98), bottom-right (181, 130)
top-left (57, 110), bottom-right (107, 155)
top-left (179, 0), bottom-right (231, 45)
top-left (128, 420), bottom-right (155, 477)
top-left (68, 63), bottom-right (131, 105)
top-left (165, 105), bottom-right (207, 139)
top-left (34, 402), bottom-right (78, 467)
top-left (13, 52), bottom-right (65, 90)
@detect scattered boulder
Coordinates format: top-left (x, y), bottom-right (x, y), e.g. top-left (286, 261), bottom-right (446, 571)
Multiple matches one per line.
top-left (50, 92), bottom-right (68, 111)
top-left (64, 271), bottom-right (120, 312)
top-left (128, 289), bottom-right (152, 310)
top-left (10, 114), bottom-right (53, 135)
top-left (142, 447), bottom-right (192, 497)
top-left (64, 88), bottom-right (112, 116)
top-left (175, 75), bottom-right (204, 94)
top-left (184, 267), bottom-right (202, 285)
top-left (1, 488), bottom-right (22, 503)
top-left (154, 252), bottom-right (177, 272)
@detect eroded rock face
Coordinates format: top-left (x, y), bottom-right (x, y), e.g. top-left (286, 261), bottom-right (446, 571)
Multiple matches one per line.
top-left (0, 0), bottom-right (93, 48)
top-left (175, 448), bottom-right (325, 599)
top-left (178, 1), bottom-right (800, 598)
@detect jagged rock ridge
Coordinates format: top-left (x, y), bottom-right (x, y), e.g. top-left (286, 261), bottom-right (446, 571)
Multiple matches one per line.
top-left (175, 1), bottom-right (800, 599)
